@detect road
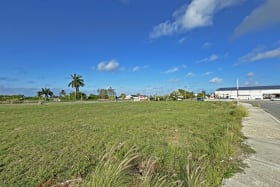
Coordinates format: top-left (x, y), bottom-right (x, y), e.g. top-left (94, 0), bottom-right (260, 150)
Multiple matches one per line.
top-left (243, 100), bottom-right (280, 121)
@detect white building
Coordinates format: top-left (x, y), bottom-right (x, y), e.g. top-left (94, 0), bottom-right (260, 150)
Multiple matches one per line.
top-left (125, 95), bottom-right (148, 101)
top-left (215, 85), bottom-right (280, 100)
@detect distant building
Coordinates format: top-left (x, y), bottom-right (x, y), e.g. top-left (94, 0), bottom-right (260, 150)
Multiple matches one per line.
top-left (125, 95), bottom-right (148, 101)
top-left (215, 85), bottom-right (280, 100)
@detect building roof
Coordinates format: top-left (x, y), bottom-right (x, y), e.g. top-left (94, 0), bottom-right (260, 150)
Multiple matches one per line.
top-left (216, 85), bottom-right (280, 91)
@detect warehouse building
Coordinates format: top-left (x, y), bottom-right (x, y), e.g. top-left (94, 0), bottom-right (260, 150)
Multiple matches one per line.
top-left (215, 85), bottom-right (280, 100)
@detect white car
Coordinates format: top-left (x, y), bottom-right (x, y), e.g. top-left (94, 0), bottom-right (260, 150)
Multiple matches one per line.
top-left (270, 98), bottom-right (280, 101)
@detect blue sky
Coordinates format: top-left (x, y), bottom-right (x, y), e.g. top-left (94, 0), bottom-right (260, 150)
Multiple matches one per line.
top-left (0, 0), bottom-right (280, 96)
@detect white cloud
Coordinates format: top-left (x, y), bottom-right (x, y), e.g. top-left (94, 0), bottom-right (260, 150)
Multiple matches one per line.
top-left (132, 66), bottom-right (140, 72)
top-left (198, 54), bottom-right (219, 63)
top-left (181, 0), bottom-right (215, 29)
top-left (209, 54), bottom-right (219, 61)
top-left (150, 21), bottom-right (178, 39)
top-left (178, 37), bottom-right (187, 44)
top-left (186, 72), bottom-right (195, 77)
top-left (244, 72), bottom-right (258, 86)
top-left (243, 81), bottom-right (259, 86)
top-left (209, 77), bottom-right (222, 84)
top-left (163, 67), bottom-right (179, 74)
top-left (202, 72), bottom-right (213, 76)
top-left (202, 42), bottom-right (212, 49)
top-left (132, 65), bottom-right (149, 72)
top-left (168, 78), bottom-right (180, 83)
top-left (246, 72), bottom-right (255, 77)
top-left (240, 47), bottom-right (280, 62)
top-left (96, 60), bottom-right (120, 72)
top-left (181, 64), bottom-right (187, 69)
top-left (150, 0), bottom-right (242, 39)
top-left (233, 0), bottom-right (280, 38)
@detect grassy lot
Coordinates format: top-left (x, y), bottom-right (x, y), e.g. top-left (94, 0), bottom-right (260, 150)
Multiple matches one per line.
top-left (0, 101), bottom-right (250, 186)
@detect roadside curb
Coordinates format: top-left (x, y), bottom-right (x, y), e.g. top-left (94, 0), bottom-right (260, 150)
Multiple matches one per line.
top-left (242, 102), bottom-right (280, 125)
top-left (261, 109), bottom-right (280, 125)
top-left (223, 102), bottom-right (280, 187)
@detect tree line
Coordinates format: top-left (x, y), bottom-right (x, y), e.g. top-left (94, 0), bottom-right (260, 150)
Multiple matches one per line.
top-left (0, 73), bottom-right (209, 103)
top-left (37, 74), bottom-right (119, 101)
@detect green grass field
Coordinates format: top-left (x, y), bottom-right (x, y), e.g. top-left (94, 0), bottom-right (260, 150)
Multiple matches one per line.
top-left (0, 101), bottom-right (251, 186)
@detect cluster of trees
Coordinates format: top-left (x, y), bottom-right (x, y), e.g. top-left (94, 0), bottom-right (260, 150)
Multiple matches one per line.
top-left (169, 89), bottom-right (195, 100)
top-left (35, 73), bottom-right (209, 102)
top-left (0, 95), bottom-right (25, 104)
top-left (0, 73), bottom-right (209, 103)
top-left (36, 74), bottom-right (86, 101)
top-left (36, 74), bottom-right (119, 101)
top-left (97, 87), bottom-right (116, 99)
top-left (169, 89), bottom-right (207, 100)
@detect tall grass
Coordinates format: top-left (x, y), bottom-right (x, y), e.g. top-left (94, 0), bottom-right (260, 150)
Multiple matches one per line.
top-left (82, 144), bottom-right (208, 187)
top-left (83, 144), bottom-right (139, 187)
top-left (0, 101), bottom-right (251, 186)
top-left (83, 144), bottom-right (173, 187)
top-left (175, 153), bottom-right (207, 187)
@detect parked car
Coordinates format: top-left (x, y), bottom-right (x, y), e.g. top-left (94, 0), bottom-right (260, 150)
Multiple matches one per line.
top-left (196, 97), bottom-right (204, 101)
top-left (271, 98), bottom-right (280, 101)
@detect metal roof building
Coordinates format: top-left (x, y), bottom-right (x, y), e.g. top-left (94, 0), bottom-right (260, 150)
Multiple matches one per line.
top-left (215, 85), bottom-right (280, 100)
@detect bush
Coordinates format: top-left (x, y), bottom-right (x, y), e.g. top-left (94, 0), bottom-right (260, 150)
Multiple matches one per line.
top-left (88, 94), bottom-right (99, 100)
top-left (0, 95), bottom-right (24, 104)
top-left (69, 92), bottom-right (87, 100)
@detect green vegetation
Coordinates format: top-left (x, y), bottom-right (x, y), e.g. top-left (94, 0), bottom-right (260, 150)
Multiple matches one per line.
top-left (0, 95), bottom-right (25, 104)
top-left (169, 89), bottom-right (195, 100)
top-left (68, 73), bottom-right (85, 99)
top-left (97, 87), bottom-right (117, 100)
top-left (0, 102), bottom-right (251, 186)
top-left (37, 88), bottom-right (54, 101)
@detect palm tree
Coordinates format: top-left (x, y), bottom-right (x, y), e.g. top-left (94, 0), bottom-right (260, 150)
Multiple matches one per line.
top-left (59, 89), bottom-right (66, 97)
top-left (68, 74), bottom-right (85, 99)
top-left (38, 88), bottom-right (54, 101)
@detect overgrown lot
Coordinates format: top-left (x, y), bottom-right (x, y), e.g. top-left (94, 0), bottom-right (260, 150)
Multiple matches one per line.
top-left (0, 101), bottom-right (250, 186)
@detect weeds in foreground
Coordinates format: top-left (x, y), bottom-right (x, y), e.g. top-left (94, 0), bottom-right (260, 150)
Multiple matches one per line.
top-left (83, 144), bottom-right (139, 187)
top-left (237, 105), bottom-right (249, 117)
top-left (229, 104), bottom-right (249, 118)
top-left (177, 153), bottom-right (208, 187)
top-left (83, 144), bottom-right (174, 187)
top-left (83, 144), bottom-right (210, 187)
